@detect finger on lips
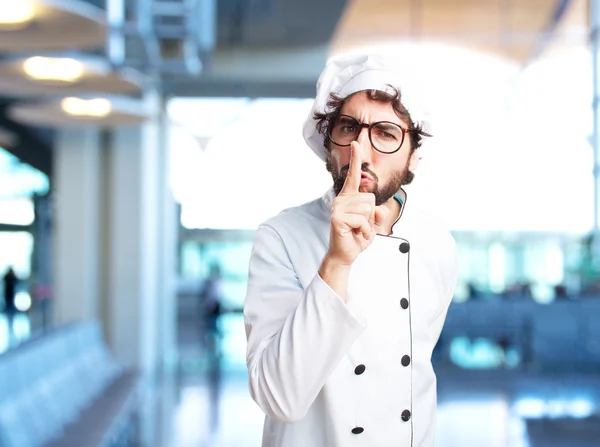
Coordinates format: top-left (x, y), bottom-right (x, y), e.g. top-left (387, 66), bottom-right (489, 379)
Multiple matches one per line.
top-left (341, 143), bottom-right (362, 194)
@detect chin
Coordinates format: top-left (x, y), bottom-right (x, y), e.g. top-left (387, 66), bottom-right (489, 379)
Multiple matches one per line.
top-left (359, 184), bottom-right (377, 194)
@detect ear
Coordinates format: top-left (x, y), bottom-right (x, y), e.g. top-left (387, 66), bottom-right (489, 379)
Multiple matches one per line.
top-left (408, 149), bottom-right (420, 173)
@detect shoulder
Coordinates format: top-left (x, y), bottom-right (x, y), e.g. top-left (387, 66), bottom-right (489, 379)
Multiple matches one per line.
top-left (248, 193), bottom-right (330, 272)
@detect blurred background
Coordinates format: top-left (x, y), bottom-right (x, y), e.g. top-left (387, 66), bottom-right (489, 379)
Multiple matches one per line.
top-left (0, 0), bottom-right (599, 446)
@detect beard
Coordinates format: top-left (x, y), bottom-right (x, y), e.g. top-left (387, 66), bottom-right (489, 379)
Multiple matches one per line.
top-left (326, 154), bottom-right (414, 206)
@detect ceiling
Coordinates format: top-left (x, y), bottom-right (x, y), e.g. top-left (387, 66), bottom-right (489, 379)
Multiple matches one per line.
top-left (0, 0), bottom-right (590, 179)
top-left (331, 0), bottom-right (574, 63)
top-left (167, 0), bottom-right (589, 97)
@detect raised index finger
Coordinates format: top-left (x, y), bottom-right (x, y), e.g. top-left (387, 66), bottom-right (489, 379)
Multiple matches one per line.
top-left (341, 143), bottom-right (362, 194)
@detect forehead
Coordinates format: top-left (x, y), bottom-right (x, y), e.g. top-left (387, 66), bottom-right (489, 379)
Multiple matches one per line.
top-left (339, 91), bottom-right (408, 127)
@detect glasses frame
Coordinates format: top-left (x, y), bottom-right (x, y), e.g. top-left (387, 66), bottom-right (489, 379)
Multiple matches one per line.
top-left (328, 114), bottom-right (411, 154)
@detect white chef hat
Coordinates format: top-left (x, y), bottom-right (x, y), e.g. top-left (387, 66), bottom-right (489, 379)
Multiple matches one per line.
top-left (302, 52), bottom-right (431, 162)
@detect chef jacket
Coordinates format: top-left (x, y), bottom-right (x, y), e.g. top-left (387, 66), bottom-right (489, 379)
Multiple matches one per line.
top-left (244, 187), bottom-right (458, 447)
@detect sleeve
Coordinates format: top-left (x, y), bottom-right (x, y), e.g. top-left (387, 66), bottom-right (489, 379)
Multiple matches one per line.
top-left (243, 224), bottom-right (367, 423)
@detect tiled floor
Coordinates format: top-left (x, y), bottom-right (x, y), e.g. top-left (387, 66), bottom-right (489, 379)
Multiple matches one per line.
top-left (159, 313), bottom-right (600, 447)
top-left (146, 364), bottom-right (600, 447)
top-left (2, 311), bottom-right (600, 447)
top-left (160, 371), bottom-right (264, 447)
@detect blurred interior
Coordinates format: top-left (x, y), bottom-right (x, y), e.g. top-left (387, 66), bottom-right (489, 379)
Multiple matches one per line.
top-left (1, 0), bottom-right (600, 446)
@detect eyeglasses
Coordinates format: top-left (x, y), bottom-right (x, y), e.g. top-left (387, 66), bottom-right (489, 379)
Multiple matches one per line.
top-left (328, 114), bottom-right (410, 154)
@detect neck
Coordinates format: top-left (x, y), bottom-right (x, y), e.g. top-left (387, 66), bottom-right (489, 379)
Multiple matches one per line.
top-left (374, 196), bottom-right (401, 236)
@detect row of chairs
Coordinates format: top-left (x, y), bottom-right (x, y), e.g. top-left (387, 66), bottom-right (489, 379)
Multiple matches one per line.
top-left (527, 416), bottom-right (600, 447)
top-left (443, 298), bottom-right (600, 369)
top-left (0, 320), bottom-right (140, 447)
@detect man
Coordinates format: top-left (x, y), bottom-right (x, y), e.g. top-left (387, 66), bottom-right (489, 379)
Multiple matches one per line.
top-left (3, 267), bottom-right (17, 316)
top-left (244, 53), bottom-right (458, 447)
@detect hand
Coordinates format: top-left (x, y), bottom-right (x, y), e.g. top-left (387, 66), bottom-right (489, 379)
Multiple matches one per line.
top-left (326, 143), bottom-right (385, 266)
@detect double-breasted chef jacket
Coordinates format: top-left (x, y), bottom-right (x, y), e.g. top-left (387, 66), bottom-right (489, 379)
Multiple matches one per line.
top-left (244, 186), bottom-right (458, 447)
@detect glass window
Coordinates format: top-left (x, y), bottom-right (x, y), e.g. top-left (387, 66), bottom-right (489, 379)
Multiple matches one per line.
top-left (0, 232), bottom-right (33, 279)
top-left (0, 147), bottom-right (49, 200)
top-left (180, 238), bottom-right (254, 307)
top-left (168, 97), bottom-right (331, 230)
top-left (180, 241), bottom-right (203, 279)
top-left (0, 198), bottom-right (35, 225)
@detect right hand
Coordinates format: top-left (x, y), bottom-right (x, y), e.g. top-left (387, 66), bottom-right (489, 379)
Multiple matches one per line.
top-left (326, 143), bottom-right (382, 266)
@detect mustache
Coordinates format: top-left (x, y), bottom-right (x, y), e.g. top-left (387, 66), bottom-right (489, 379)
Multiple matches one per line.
top-left (340, 163), bottom-right (378, 182)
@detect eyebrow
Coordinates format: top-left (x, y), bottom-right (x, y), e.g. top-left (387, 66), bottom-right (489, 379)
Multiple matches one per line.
top-left (341, 114), bottom-right (404, 127)
top-left (376, 122), bottom-right (403, 131)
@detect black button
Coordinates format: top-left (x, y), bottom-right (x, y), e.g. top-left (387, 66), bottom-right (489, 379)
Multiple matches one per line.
top-left (354, 364), bottom-right (366, 375)
top-left (351, 427), bottom-right (364, 434)
top-left (401, 410), bottom-right (411, 422)
top-left (401, 355), bottom-right (411, 367)
top-left (399, 242), bottom-right (410, 253)
top-left (400, 298), bottom-right (409, 309)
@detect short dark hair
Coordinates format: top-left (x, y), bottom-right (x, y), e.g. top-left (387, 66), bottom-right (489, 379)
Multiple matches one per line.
top-left (313, 86), bottom-right (431, 154)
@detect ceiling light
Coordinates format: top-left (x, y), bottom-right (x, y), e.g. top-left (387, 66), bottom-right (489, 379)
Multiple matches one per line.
top-left (0, 2), bottom-right (35, 29)
top-left (61, 97), bottom-right (112, 118)
top-left (23, 57), bottom-right (84, 83)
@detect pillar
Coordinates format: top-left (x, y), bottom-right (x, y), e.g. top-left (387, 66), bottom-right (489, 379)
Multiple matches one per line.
top-left (52, 129), bottom-right (102, 324)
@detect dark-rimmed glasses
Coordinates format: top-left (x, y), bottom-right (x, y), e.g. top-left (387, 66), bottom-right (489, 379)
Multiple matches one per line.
top-left (328, 114), bottom-right (410, 154)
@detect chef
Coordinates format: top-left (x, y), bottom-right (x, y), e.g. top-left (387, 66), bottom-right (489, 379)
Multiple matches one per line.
top-left (243, 52), bottom-right (458, 447)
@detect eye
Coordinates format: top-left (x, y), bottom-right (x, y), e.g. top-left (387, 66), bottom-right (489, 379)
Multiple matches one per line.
top-left (373, 124), bottom-right (402, 141)
top-left (334, 117), bottom-right (358, 134)
top-left (374, 127), bottom-right (400, 141)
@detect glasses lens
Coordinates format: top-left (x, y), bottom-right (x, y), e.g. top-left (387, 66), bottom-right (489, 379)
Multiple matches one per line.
top-left (330, 115), bottom-right (359, 146)
top-left (371, 122), bottom-right (404, 153)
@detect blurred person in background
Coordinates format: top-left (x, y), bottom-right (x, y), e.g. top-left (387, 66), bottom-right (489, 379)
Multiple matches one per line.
top-left (199, 263), bottom-right (224, 363)
top-left (199, 263), bottom-right (225, 433)
top-left (2, 267), bottom-right (18, 330)
top-left (244, 53), bottom-right (458, 447)
top-left (466, 281), bottom-right (482, 300)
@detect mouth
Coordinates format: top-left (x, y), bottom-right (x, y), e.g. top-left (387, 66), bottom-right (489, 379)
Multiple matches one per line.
top-left (360, 173), bottom-right (373, 185)
top-left (339, 166), bottom-right (376, 185)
